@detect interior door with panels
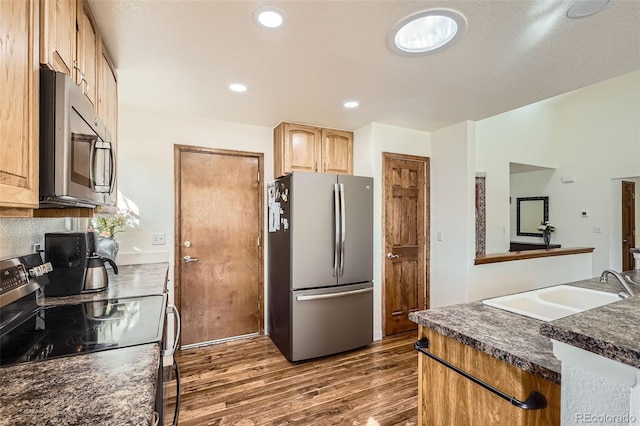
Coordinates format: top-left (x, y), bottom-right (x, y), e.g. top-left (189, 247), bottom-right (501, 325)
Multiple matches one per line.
top-left (383, 153), bottom-right (429, 336)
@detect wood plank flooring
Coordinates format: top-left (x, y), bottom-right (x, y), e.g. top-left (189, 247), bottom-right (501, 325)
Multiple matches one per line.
top-left (165, 332), bottom-right (418, 425)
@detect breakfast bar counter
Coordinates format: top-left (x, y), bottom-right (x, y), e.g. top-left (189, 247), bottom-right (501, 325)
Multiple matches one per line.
top-left (409, 271), bottom-right (640, 425)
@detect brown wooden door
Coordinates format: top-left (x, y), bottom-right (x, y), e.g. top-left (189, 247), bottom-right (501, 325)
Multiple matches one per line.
top-left (321, 128), bottom-right (353, 175)
top-left (175, 146), bottom-right (263, 347)
top-left (622, 181), bottom-right (636, 271)
top-left (383, 153), bottom-right (429, 336)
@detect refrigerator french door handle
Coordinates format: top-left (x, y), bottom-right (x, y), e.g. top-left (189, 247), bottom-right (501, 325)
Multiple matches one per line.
top-left (296, 287), bottom-right (373, 301)
top-left (333, 183), bottom-right (340, 277)
top-left (339, 183), bottom-right (346, 276)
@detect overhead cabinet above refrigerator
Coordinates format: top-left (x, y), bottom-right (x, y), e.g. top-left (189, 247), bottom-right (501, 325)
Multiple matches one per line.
top-left (268, 172), bottom-right (374, 362)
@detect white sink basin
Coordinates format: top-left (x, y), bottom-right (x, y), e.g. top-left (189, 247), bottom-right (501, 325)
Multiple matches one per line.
top-left (482, 285), bottom-right (621, 321)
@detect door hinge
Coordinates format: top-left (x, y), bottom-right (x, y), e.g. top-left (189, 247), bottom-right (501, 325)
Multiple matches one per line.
top-left (257, 236), bottom-right (261, 247)
top-left (257, 172), bottom-right (261, 183)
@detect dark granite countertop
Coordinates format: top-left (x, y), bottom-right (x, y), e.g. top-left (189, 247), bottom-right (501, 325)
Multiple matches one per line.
top-left (0, 344), bottom-right (160, 426)
top-left (540, 270), bottom-right (640, 369)
top-left (39, 262), bottom-right (169, 306)
top-left (409, 271), bottom-right (640, 384)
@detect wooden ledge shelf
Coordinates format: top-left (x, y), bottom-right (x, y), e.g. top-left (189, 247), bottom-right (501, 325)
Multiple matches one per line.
top-left (474, 247), bottom-right (595, 265)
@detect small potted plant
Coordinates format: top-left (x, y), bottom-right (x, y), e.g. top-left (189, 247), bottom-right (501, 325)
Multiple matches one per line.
top-left (89, 209), bottom-right (132, 260)
top-left (538, 220), bottom-right (556, 248)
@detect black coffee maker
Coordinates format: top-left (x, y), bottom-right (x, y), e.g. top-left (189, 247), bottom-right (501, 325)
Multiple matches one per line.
top-left (44, 232), bottom-right (118, 296)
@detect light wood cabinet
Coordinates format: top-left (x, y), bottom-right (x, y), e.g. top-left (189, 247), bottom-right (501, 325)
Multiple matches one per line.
top-left (97, 44), bottom-right (118, 141)
top-left (40, 0), bottom-right (76, 77)
top-left (96, 42), bottom-right (118, 209)
top-left (76, 0), bottom-right (98, 107)
top-left (274, 122), bottom-right (353, 178)
top-left (417, 325), bottom-right (560, 426)
top-left (0, 0), bottom-right (39, 211)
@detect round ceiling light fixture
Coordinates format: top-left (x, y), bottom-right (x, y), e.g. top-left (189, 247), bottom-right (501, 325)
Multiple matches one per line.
top-left (253, 6), bottom-right (287, 28)
top-left (388, 9), bottom-right (467, 56)
top-left (343, 100), bottom-right (360, 109)
top-left (567, 0), bottom-right (610, 18)
top-left (228, 83), bottom-right (248, 93)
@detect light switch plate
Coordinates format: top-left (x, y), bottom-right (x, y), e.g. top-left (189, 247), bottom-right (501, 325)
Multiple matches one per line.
top-left (152, 233), bottom-right (166, 245)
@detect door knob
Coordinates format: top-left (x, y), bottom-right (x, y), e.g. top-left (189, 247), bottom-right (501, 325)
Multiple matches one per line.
top-left (387, 253), bottom-right (400, 259)
top-left (183, 255), bottom-right (199, 263)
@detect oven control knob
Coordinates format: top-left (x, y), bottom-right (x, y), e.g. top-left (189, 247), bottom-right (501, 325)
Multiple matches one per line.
top-left (28, 262), bottom-right (53, 278)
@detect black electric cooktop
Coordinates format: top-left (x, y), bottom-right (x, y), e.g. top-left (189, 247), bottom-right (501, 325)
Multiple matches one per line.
top-left (0, 295), bottom-right (165, 367)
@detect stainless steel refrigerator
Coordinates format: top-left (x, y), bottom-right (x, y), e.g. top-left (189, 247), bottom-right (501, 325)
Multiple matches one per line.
top-left (268, 172), bottom-right (374, 362)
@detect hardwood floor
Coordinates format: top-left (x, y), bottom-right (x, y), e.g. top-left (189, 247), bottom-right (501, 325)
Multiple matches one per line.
top-left (166, 332), bottom-right (418, 425)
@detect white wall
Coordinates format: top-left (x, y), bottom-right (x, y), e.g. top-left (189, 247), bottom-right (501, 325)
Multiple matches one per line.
top-left (475, 102), bottom-right (557, 254)
top-left (549, 71), bottom-right (640, 275)
top-left (430, 121), bottom-right (476, 307)
top-left (474, 70), bottom-right (640, 280)
top-left (354, 122), bottom-right (430, 339)
top-left (116, 105), bottom-right (273, 321)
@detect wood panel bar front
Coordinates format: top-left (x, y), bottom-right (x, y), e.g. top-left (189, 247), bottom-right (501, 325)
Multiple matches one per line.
top-left (417, 326), bottom-right (560, 426)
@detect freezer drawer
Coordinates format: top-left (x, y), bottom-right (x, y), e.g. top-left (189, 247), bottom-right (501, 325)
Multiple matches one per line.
top-left (291, 282), bottom-right (373, 361)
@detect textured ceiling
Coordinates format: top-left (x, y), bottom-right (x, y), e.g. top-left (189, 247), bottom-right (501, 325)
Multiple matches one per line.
top-left (88, 0), bottom-right (640, 132)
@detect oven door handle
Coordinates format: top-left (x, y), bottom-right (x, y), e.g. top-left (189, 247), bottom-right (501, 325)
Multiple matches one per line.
top-left (163, 304), bottom-right (181, 356)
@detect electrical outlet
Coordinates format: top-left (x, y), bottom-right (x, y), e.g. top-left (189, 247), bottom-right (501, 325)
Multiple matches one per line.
top-left (33, 243), bottom-right (42, 252)
top-left (437, 231), bottom-right (444, 242)
top-left (152, 233), bottom-right (166, 245)
top-left (593, 227), bottom-right (601, 233)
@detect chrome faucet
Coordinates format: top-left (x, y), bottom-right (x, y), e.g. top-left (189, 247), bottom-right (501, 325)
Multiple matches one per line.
top-left (600, 270), bottom-right (636, 297)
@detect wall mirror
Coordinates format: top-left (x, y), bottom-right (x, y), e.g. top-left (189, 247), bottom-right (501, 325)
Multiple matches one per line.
top-left (516, 196), bottom-right (549, 236)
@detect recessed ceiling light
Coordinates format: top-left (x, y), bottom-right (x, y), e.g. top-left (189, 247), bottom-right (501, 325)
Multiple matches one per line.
top-left (388, 9), bottom-right (466, 56)
top-left (344, 101), bottom-right (359, 109)
top-left (229, 83), bottom-right (248, 93)
top-left (567, 0), bottom-right (610, 18)
top-left (253, 6), bottom-right (286, 28)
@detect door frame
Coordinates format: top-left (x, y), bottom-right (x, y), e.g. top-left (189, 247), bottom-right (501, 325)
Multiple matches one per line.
top-left (381, 152), bottom-right (430, 337)
top-left (173, 144), bottom-right (265, 345)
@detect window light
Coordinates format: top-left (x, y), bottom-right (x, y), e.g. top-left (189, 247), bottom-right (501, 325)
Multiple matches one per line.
top-left (388, 9), bottom-right (467, 56)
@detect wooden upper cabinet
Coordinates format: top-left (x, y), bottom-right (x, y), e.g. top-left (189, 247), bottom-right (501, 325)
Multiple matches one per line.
top-left (97, 44), bottom-right (117, 140)
top-left (274, 122), bottom-right (353, 177)
top-left (0, 0), bottom-right (39, 211)
top-left (321, 128), bottom-right (353, 175)
top-left (40, 0), bottom-right (76, 77)
top-left (76, 0), bottom-right (98, 107)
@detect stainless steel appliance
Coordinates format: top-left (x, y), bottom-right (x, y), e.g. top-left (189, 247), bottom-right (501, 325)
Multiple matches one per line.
top-left (83, 254), bottom-right (118, 292)
top-left (268, 172), bottom-right (374, 362)
top-left (0, 253), bottom-right (181, 425)
top-left (44, 231), bottom-right (118, 296)
top-left (39, 68), bottom-right (115, 208)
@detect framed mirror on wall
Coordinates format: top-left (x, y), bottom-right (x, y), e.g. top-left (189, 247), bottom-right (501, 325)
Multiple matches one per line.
top-left (517, 196), bottom-right (549, 236)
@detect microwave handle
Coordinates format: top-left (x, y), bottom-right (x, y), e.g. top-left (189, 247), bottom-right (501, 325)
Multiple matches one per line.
top-left (107, 142), bottom-right (115, 195)
top-left (88, 137), bottom-right (97, 190)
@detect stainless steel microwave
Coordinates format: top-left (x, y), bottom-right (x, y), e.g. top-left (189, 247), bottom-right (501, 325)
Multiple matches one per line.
top-left (39, 68), bottom-right (115, 208)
